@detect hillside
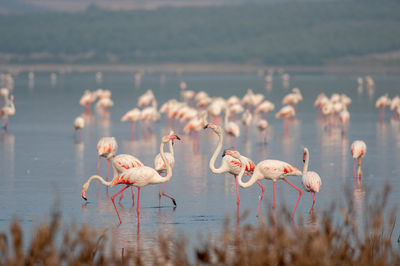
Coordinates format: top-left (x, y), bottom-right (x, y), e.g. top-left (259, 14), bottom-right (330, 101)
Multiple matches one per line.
top-left (0, 0), bottom-right (400, 66)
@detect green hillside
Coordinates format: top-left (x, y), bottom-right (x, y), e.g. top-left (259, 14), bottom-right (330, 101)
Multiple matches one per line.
top-left (0, 0), bottom-right (400, 65)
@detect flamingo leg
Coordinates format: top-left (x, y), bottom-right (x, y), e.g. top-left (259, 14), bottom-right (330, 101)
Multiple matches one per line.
top-left (256, 181), bottom-right (265, 217)
top-left (111, 186), bottom-right (130, 224)
top-left (282, 178), bottom-right (303, 219)
top-left (284, 118), bottom-right (289, 136)
top-left (106, 158), bottom-right (111, 182)
top-left (158, 183), bottom-right (162, 207)
top-left (234, 175), bottom-right (240, 206)
top-left (310, 191), bottom-right (316, 212)
top-left (357, 157), bottom-right (363, 179)
top-left (273, 180), bottom-right (276, 219)
top-left (131, 187), bottom-right (135, 206)
top-left (137, 187), bottom-right (141, 216)
top-left (162, 182), bottom-right (177, 206)
top-left (353, 158), bottom-right (356, 178)
top-left (380, 107), bottom-right (384, 122)
top-left (119, 185), bottom-right (128, 204)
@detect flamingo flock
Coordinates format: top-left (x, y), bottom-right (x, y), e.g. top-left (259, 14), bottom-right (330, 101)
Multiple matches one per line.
top-left (73, 74), bottom-right (400, 224)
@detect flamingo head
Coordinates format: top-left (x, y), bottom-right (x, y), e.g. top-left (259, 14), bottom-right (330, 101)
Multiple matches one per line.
top-left (223, 149), bottom-right (241, 159)
top-left (81, 182), bottom-right (89, 200)
top-left (303, 147), bottom-right (309, 163)
top-left (203, 123), bottom-right (221, 134)
top-left (163, 134), bottom-right (181, 144)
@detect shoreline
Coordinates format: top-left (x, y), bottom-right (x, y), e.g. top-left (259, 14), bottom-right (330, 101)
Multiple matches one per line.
top-left (1, 63), bottom-right (400, 75)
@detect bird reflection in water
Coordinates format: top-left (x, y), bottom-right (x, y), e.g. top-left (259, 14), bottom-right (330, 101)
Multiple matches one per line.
top-left (0, 133), bottom-right (15, 178)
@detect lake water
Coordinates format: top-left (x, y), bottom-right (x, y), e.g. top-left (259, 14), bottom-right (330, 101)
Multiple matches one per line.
top-left (1, 70), bottom-right (399, 253)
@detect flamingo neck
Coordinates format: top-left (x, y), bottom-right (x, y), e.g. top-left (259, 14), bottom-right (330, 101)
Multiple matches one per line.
top-left (236, 156), bottom-right (259, 188)
top-left (303, 148), bottom-right (309, 174)
top-left (209, 131), bottom-right (228, 174)
top-left (157, 140), bottom-right (172, 183)
top-left (169, 138), bottom-right (174, 157)
top-left (224, 108), bottom-right (230, 125)
top-left (83, 175), bottom-right (114, 191)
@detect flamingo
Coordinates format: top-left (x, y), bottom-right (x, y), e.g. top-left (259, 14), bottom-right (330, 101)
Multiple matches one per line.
top-left (138, 90), bottom-right (154, 107)
top-left (302, 148), bottom-right (322, 212)
top-left (275, 105), bottom-right (295, 135)
top-left (112, 154), bottom-right (143, 204)
top-left (96, 137), bottom-right (118, 181)
top-left (375, 94), bottom-right (391, 122)
top-left (228, 150), bottom-right (303, 218)
top-left (0, 94), bottom-right (15, 133)
top-left (73, 116), bottom-right (84, 141)
top-left (154, 130), bottom-right (177, 206)
top-left (79, 90), bottom-right (94, 114)
top-left (256, 119), bottom-right (268, 144)
top-left (255, 100), bottom-right (275, 119)
top-left (204, 123), bottom-right (255, 206)
top-left (81, 134), bottom-right (180, 224)
top-left (224, 107), bottom-right (240, 148)
top-left (351, 140), bottom-right (367, 178)
top-left (121, 108), bottom-right (142, 141)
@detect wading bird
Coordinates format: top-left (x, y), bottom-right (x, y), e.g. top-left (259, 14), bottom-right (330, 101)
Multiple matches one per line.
top-left (81, 134), bottom-right (180, 224)
top-left (351, 140), bottom-right (367, 178)
top-left (301, 148), bottom-right (322, 212)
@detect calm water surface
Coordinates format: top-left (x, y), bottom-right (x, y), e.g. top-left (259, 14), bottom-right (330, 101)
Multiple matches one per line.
top-left (1, 71), bottom-right (400, 252)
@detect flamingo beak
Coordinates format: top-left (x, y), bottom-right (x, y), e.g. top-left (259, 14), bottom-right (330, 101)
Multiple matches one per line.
top-left (203, 124), bottom-right (209, 129)
top-left (81, 190), bottom-right (87, 201)
top-left (303, 153), bottom-right (306, 163)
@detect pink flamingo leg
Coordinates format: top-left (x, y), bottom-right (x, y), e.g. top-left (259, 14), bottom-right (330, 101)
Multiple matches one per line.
top-left (131, 187), bottom-right (135, 205)
top-left (158, 184), bottom-right (162, 206)
top-left (106, 158), bottom-right (111, 182)
top-left (273, 180), bottom-right (276, 220)
top-left (234, 175), bottom-right (240, 206)
top-left (256, 181), bottom-right (265, 217)
top-left (380, 107), bottom-right (384, 122)
top-left (137, 187), bottom-right (141, 216)
top-left (111, 185), bottom-right (130, 224)
top-left (310, 191), bottom-right (316, 212)
top-left (162, 183), bottom-right (177, 206)
top-left (284, 118), bottom-right (289, 136)
top-left (353, 158), bottom-right (356, 178)
top-left (358, 157), bottom-right (363, 179)
top-left (118, 185), bottom-right (128, 204)
top-left (282, 178), bottom-right (303, 219)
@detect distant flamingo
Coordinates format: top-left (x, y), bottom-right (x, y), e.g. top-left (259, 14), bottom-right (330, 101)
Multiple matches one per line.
top-left (0, 94), bottom-right (15, 133)
top-left (97, 137), bottom-right (118, 181)
top-left (224, 107), bottom-right (240, 148)
top-left (154, 130), bottom-right (178, 206)
top-left (81, 134), bottom-right (179, 224)
top-left (228, 150), bottom-right (303, 218)
top-left (121, 108), bottom-right (142, 141)
top-left (79, 90), bottom-right (94, 114)
top-left (256, 119), bottom-right (268, 144)
top-left (204, 124), bottom-right (255, 205)
top-left (351, 140), bottom-right (367, 178)
top-left (375, 94), bottom-right (391, 122)
top-left (302, 148), bottom-right (322, 212)
top-left (73, 116), bottom-right (84, 141)
top-left (275, 105), bottom-right (295, 135)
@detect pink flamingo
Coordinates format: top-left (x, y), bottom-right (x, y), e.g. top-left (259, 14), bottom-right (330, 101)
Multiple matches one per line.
top-left (111, 154), bottom-right (144, 204)
top-left (81, 134), bottom-right (179, 224)
top-left (228, 150), bottom-right (303, 218)
top-left (351, 140), bottom-right (367, 178)
top-left (224, 107), bottom-right (240, 149)
top-left (275, 105), bottom-right (295, 135)
top-left (302, 148), bottom-right (322, 212)
top-left (96, 137), bottom-right (118, 181)
top-left (73, 116), bottom-right (84, 142)
top-left (154, 130), bottom-right (177, 206)
top-left (79, 90), bottom-right (94, 114)
top-left (0, 94), bottom-right (15, 133)
top-left (256, 119), bottom-right (268, 144)
top-left (204, 124), bottom-right (255, 206)
top-left (375, 94), bottom-right (391, 122)
top-left (121, 108), bottom-right (142, 141)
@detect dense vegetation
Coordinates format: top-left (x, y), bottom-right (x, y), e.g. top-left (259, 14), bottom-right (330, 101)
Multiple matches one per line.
top-left (1, 0), bottom-right (400, 65)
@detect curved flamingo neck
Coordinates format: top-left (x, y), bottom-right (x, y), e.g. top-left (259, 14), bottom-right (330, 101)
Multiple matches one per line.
top-left (168, 138), bottom-right (174, 157)
top-left (236, 156), bottom-right (259, 188)
top-left (158, 140), bottom-right (172, 183)
top-left (303, 148), bottom-right (309, 174)
top-left (84, 175), bottom-right (113, 191)
top-left (209, 130), bottom-right (228, 174)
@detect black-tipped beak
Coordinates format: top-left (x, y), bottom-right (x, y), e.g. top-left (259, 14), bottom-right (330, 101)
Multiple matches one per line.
top-left (175, 135), bottom-right (181, 140)
top-left (82, 196), bottom-right (87, 201)
top-left (203, 124), bottom-right (209, 129)
top-left (222, 149), bottom-right (228, 157)
top-left (303, 159), bottom-right (305, 163)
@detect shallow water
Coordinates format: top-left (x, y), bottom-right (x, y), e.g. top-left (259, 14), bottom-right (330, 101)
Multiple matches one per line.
top-left (0, 71), bottom-right (400, 253)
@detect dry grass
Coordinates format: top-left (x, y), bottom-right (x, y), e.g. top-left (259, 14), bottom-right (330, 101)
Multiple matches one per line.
top-left (0, 186), bottom-right (399, 265)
